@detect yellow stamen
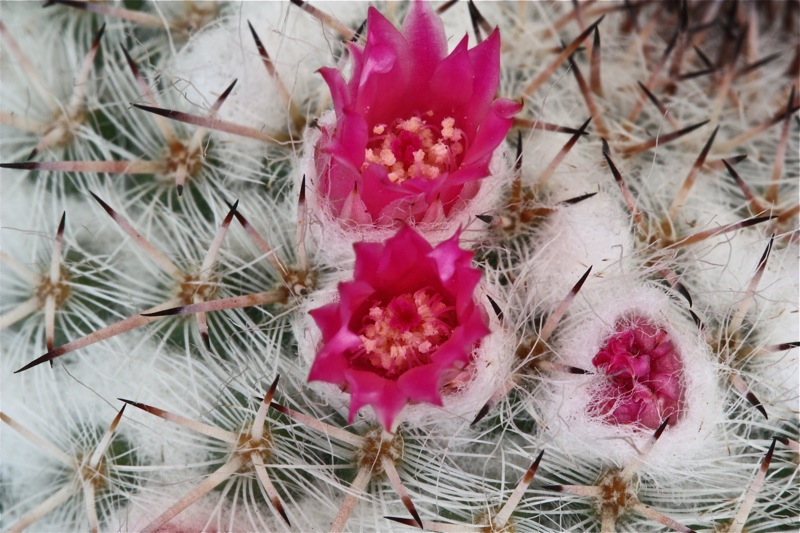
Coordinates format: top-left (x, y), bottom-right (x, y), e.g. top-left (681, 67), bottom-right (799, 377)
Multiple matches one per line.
top-left (357, 288), bottom-right (455, 376)
top-left (361, 112), bottom-right (466, 184)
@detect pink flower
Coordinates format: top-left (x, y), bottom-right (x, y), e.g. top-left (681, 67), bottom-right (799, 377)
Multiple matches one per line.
top-left (314, 0), bottom-right (521, 226)
top-left (591, 317), bottom-right (686, 430)
top-left (308, 226), bottom-right (490, 430)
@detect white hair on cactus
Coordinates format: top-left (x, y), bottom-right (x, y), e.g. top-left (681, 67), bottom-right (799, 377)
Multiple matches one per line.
top-left (165, 3), bottom-right (364, 139)
top-left (94, 49), bottom-right (269, 209)
top-left (436, 1), bottom-right (510, 50)
top-left (682, 230), bottom-right (771, 316)
top-left (727, 241), bottom-right (800, 415)
top-left (520, 130), bottom-right (601, 198)
top-left (534, 281), bottom-right (723, 471)
top-left (522, 191), bottom-right (636, 310)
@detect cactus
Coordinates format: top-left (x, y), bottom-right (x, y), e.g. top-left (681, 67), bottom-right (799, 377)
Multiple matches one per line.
top-left (1, 2), bottom-right (797, 532)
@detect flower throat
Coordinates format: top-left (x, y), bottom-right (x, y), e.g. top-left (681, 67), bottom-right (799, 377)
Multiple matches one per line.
top-left (355, 288), bottom-right (456, 377)
top-left (363, 112), bottom-right (466, 184)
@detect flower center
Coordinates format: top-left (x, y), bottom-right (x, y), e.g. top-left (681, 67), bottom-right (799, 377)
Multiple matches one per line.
top-left (356, 288), bottom-right (456, 377)
top-left (362, 112), bottom-right (466, 184)
top-left (590, 317), bottom-right (685, 430)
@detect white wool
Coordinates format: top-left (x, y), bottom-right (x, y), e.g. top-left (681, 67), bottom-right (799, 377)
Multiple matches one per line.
top-left (522, 190), bottom-right (637, 310)
top-left (0, 4), bottom-right (90, 110)
top-left (684, 226), bottom-right (776, 317)
top-left (167, 3), bottom-right (364, 138)
top-left (534, 282), bottom-right (724, 472)
top-left (736, 244), bottom-right (800, 414)
top-left (298, 111), bottom-right (512, 266)
top-left (0, 180), bottom-right (50, 259)
top-left (167, 21), bottom-right (287, 140)
top-left (749, 311), bottom-right (800, 417)
top-left (294, 279), bottom-right (515, 433)
top-left (518, 120), bottom-right (604, 200)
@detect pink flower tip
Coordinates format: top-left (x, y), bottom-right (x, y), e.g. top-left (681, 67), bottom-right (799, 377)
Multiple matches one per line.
top-left (308, 226), bottom-right (490, 431)
top-left (590, 317), bottom-right (686, 430)
top-left (314, 0), bottom-right (520, 227)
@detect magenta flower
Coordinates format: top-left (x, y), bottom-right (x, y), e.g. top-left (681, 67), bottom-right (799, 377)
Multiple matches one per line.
top-left (308, 226), bottom-right (489, 430)
top-left (591, 317), bottom-right (686, 430)
top-left (313, 0), bottom-right (521, 226)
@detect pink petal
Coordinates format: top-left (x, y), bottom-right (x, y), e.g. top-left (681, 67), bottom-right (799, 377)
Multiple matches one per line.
top-left (340, 183), bottom-right (373, 225)
top-left (461, 29), bottom-right (503, 133)
top-left (461, 98), bottom-right (523, 168)
top-left (356, 7), bottom-right (411, 123)
top-left (353, 241), bottom-right (388, 282)
top-left (426, 230), bottom-right (465, 283)
top-left (447, 264), bottom-right (484, 322)
top-left (308, 328), bottom-right (361, 384)
top-left (357, 43), bottom-right (397, 93)
top-left (402, 0), bottom-right (448, 94)
top-left (397, 364), bottom-right (445, 406)
top-left (319, 66), bottom-right (350, 115)
top-left (327, 110), bottom-right (368, 169)
top-left (309, 303), bottom-right (343, 340)
top-left (374, 227), bottom-right (440, 292)
top-left (428, 36), bottom-right (475, 115)
top-left (364, 7), bottom-right (407, 59)
top-left (377, 192), bottom-right (435, 226)
top-left (420, 195), bottom-right (445, 224)
top-left (345, 368), bottom-right (406, 429)
top-left (454, 307), bottom-right (491, 346)
top-left (651, 372), bottom-right (682, 402)
top-left (319, 162), bottom-right (361, 216)
top-left (359, 163), bottom-right (413, 221)
top-left (440, 166), bottom-right (489, 191)
top-left (345, 42), bottom-right (365, 84)
top-left (338, 280), bottom-right (375, 314)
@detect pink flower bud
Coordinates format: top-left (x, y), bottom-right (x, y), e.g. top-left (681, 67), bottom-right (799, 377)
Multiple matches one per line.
top-left (591, 317), bottom-right (686, 430)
